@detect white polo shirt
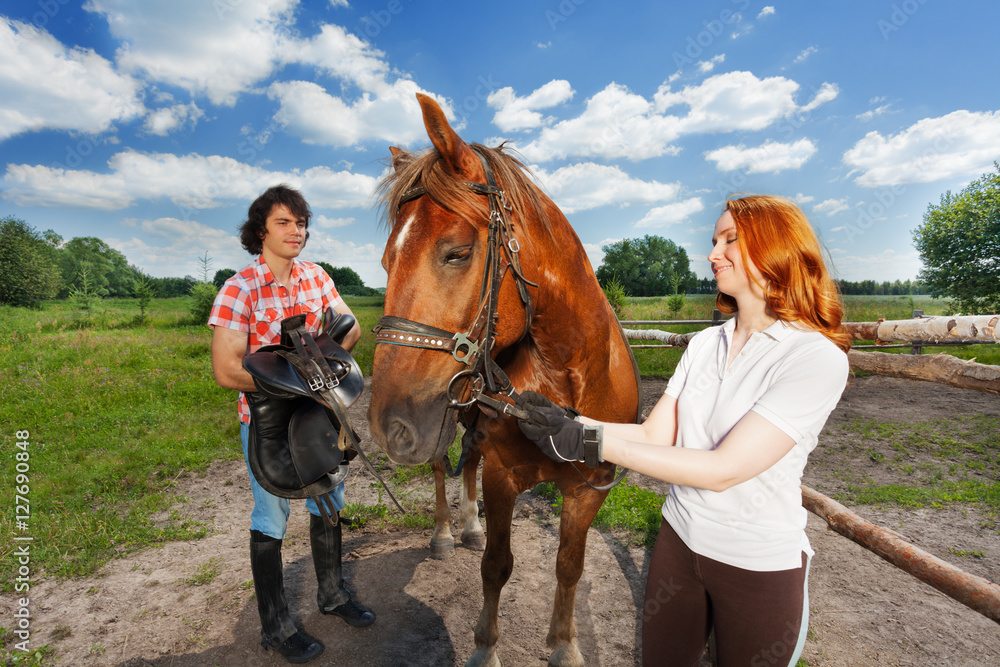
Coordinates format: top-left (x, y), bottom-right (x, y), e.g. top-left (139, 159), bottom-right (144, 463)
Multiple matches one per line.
top-left (662, 316), bottom-right (849, 571)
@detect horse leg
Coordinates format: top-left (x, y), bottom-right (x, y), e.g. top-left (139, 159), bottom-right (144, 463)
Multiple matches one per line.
top-left (430, 459), bottom-right (456, 559)
top-left (466, 458), bottom-right (518, 667)
top-left (459, 448), bottom-right (485, 550)
top-left (545, 486), bottom-right (607, 667)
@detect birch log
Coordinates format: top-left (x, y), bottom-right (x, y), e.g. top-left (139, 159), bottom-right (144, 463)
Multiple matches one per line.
top-left (621, 328), bottom-right (698, 347)
top-left (843, 315), bottom-right (1000, 343)
top-left (802, 485), bottom-right (1000, 624)
top-left (848, 351), bottom-right (1000, 394)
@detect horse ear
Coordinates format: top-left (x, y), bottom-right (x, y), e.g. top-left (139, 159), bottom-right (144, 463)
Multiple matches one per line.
top-left (416, 93), bottom-right (478, 176)
top-left (389, 146), bottom-right (410, 172)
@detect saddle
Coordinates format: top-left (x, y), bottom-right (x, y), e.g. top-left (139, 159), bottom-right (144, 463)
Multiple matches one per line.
top-left (243, 310), bottom-right (364, 526)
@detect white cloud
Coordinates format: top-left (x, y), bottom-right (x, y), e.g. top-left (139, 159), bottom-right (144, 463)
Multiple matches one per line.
top-left (514, 72), bottom-right (837, 163)
top-left (515, 83), bottom-right (682, 161)
top-left (2, 150), bottom-right (378, 210)
top-left (85, 0), bottom-right (297, 106)
top-left (487, 80), bottom-right (574, 132)
top-left (267, 79), bottom-right (441, 147)
top-left (794, 46), bottom-right (818, 64)
top-left (697, 54), bottom-right (726, 74)
top-left (799, 82), bottom-right (839, 112)
top-left (634, 198), bottom-right (705, 228)
top-left (328, 0), bottom-right (349, 7)
top-left (0, 18), bottom-right (144, 140)
top-left (303, 229), bottom-right (386, 287)
top-left (793, 193), bottom-right (815, 204)
top-left (843, 110), bottom-right (1000, 187)
top-left (143, 102), bottom-right (204, 136)
top-left (313, 214), bottom-right (355, 228)
top-left (856, 104), bottom-right (892, 122)
top-left (657, 71), bottom-right (812, 134)
top-left (111, 217), bottom-right (249, 278)
top-left (813, 198), bottom-right (849, 216)
top-left (704, 138), bottom-right (817, 173)
top-left (758, 6), bottom-right (775, 18)
top-left (531, 162), bottom-right (680, 213)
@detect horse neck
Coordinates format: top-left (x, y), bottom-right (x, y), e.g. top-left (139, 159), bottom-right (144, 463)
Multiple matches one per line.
top-left (509, 207), bottom-right (623, 394)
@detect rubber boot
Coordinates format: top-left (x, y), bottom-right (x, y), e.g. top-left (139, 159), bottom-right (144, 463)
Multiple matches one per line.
top-left (250, 530), bottom-right (324, 663)
top-left (309, 514), bottom-right (376, 627)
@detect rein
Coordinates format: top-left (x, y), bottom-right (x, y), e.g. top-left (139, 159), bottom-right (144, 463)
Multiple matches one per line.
top-left (374, 149), bottom-right (627, 491)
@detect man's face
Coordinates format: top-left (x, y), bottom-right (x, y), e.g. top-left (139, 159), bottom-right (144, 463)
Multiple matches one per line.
top-left (260, 204), bottom-right (307, 261)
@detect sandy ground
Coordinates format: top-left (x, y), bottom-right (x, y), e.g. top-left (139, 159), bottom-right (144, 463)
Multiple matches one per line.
top-left (2, 374), bottom-right (999, 666)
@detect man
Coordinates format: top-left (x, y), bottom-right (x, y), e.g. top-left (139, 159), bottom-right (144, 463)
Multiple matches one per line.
top-left (208, 184), bottom-right (375, 664)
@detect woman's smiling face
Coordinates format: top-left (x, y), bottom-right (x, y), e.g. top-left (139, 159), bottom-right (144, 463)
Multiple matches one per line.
top-left (708, 210), bottom-right (765, 299)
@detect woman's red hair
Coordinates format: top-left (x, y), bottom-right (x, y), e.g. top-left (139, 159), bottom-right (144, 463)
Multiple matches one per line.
top-left (718, 195), bottom-right (851, 353)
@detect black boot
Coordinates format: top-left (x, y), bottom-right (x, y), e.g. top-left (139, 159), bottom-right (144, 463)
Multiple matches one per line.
top-left (250, 530), bottom-right (324, 663)
top-left (309, 514), bottom-right (376, 628)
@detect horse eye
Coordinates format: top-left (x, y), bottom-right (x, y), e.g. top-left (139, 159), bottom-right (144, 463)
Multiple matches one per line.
top-left (446, 247), bottom-right (472, 265)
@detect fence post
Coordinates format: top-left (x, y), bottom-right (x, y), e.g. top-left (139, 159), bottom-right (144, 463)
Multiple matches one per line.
top-left (910, 310), bottom-right (924, 355)
top-left (712, 309), bottom-right (722, 325)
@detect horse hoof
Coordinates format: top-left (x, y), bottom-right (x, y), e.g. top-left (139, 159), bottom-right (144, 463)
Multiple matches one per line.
top-left (465, 648), bottom-right (501, 667)
top-left (461, 531), bottom-right (486, 551)
top-left (547, 643), bottom-right (584, 667)
top-left (430, 537), bottom-right (456, 560)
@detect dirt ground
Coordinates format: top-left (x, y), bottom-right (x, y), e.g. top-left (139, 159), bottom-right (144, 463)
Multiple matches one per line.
top-left (3, 374), bottom-right (999, 666)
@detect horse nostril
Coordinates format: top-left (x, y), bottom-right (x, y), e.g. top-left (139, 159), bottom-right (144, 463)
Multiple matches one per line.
top-left (387, 417), bottom-right (415, 449)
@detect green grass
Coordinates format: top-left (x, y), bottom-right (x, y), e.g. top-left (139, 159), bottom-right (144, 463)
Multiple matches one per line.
top-left (826, 415), bottom-right (999, 515)
top-left (0, 293), bottom-right (994, 591)
top-left (533, 477), bottom-right (666, 547)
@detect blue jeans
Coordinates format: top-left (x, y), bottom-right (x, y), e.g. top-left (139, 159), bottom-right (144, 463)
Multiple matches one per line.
top-left (240, 421), bottom-right (346, 539)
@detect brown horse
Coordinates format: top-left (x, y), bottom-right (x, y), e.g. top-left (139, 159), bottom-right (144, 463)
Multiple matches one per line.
top-left (368, 93), bottom-right (640, 667)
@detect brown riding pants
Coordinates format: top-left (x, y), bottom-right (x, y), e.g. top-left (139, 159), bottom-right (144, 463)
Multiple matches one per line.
top-left (641, 520), bottom-right (810, 667)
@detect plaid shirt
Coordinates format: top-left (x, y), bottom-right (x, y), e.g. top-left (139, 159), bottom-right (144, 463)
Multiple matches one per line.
top-left (208, 256), bottom-right (343, 423)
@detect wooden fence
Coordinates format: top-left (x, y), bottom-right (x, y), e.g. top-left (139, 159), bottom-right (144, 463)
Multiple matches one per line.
top-left (620, 313), bottom-right (1000, 624)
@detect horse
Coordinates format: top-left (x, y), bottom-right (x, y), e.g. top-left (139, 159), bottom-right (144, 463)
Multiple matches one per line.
top-left (368, 93), bottom-right (641, 667)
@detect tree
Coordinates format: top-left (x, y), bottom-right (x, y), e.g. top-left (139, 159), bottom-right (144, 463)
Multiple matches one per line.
top-left (213, 268), bottom-right (237, 288)
top-left (913, 164), bottom-right (1000, 314)
top-left (59, 237), bottom-right (140, 298)
top-left (595, 235), bottom-right (697, 297)
top-left (0, 217), bottom-right (62, 307)
top-left (316, 262), bottom-right (377, 296)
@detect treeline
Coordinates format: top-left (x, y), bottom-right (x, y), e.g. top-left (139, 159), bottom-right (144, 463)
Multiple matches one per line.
top-left (0, 216), bottom-right (379, 308)
top-left (632, 277), bottom-right (929, 296)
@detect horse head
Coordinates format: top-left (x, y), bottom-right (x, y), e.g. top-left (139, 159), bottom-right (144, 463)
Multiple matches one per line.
top-left (368, 94), bottom-right (552, 464)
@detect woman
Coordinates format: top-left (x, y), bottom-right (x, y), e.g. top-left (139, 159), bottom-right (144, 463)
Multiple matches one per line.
top-left (518, 195), bottom-right (850, 666)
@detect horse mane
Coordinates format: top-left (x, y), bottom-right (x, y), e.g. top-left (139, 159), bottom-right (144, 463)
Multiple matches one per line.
top-left (377, 142), bottom-right (553, 234)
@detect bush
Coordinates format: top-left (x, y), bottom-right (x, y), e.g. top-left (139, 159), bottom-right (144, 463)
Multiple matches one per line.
top-left (189, 282), bottom-right (218, 324)
top-left (602, 276), bottom-right (628, 318)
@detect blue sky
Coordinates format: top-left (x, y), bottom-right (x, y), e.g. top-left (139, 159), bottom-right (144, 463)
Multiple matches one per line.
top-left (2, 1), bottom-right (998, 287)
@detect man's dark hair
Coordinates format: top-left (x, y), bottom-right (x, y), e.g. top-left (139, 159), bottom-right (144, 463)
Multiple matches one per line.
top-left (239, 184), bottom-right (312, 255)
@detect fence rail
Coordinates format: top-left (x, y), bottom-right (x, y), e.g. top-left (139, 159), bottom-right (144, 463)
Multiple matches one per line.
top-left (624, 311), bottom-right (999, 355)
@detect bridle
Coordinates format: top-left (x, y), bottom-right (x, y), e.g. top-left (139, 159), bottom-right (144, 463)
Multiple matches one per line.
top-left (373, 147), bottom-right (628, 491)
top-left (373, 148), bottom-right (537, 427)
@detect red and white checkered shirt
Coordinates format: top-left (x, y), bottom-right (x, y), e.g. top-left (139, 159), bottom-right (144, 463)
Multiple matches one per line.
top-left (208, 256), bottom-right (344, 423)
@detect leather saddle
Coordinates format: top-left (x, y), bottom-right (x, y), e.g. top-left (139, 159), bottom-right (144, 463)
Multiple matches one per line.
top-left (242, 309), bottom-right (363, 525)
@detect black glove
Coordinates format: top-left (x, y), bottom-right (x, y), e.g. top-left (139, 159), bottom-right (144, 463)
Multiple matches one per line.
top-left (518, 394), bottom-right (603, 467)
top-left (519, 390), bottom-right (581, 421)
